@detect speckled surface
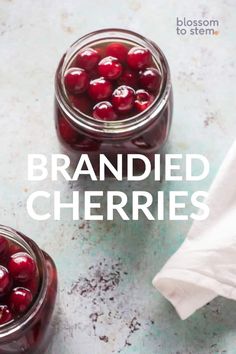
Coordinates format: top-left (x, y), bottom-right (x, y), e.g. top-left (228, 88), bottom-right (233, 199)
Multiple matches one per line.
top-left (0, 0), bottom-right (236, 353)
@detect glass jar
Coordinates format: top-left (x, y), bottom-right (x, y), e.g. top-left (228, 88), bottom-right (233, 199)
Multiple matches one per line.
top-left (55, 28), bottom-right (173, 174)
top-left (0, 225), bottom-right (57, 354)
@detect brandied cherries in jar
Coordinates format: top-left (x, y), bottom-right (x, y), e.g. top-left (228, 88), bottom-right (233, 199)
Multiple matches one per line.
top-left (55, 29), bottom-right (173, 174)
top-left (0, 225), bottom-right (57, 354)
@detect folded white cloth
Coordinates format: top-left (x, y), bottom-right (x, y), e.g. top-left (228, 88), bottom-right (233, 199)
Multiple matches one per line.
top-left (153, 140), bottom-right (236, 320)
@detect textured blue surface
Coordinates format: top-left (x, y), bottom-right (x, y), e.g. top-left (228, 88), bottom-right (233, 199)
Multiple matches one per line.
top-left (0, 0), bottom-right (236, 353)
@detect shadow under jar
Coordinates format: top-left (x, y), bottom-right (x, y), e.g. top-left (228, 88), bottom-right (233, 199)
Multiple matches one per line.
top-left (55, 28), bottom-right (173, 175)
top-left (0, 225), bottom-right (57, 354)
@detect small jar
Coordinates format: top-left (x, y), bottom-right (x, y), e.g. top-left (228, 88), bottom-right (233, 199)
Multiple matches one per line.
top-left (0, 225), bottom-right (57, 354)
top-left (55, 28), bottom-right (173, 174)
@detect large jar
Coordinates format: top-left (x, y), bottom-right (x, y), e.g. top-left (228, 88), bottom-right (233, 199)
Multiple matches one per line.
top-left (55, 28), bottom-right (173, 174)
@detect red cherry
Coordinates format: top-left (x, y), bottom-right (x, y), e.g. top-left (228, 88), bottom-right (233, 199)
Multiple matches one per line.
top-left (8, 242), bottom-right (22, 256)
top-left (93, 102), bottom-right (117, 121)
top-left (70, 94), bottom-right (91, 114)
top-left (134, 89), bottom-right (154, 112)
top-left (9, 287), bottom-right (33, 315)
top-left (106, 43), bottom-right (128, 62)
top-left (0, 305), bottom-right (12, 325)
top-left (127, 46), bottom-right (151, 70)
top-left (9, 252), bottom-right (36, 283)
top-left (118, 68), bottom-right (138, 88)
top-left (58, 114), bottom-right (99, 149)
top-left (95, 46), bottom-right (106, 58)
top-left (0, 236), bottom-right (9, 256)
top-left (88, 77), bottom-right (112, 101)
top-left (64, 68), bottom-right (89, 95)
top-left (88, 67), bottom-right (100, 80)
top-left (24, 278), bottom-right (39, 297)
top-left (58, 116), bottom-right (78, 144)
top-left (139, 67), bottom-right (161, 92)
top-left (0, 266), bottom-right (11, 296)
top-left (76, 48), bottom-right (101, 71)
top-left (112, 85), bottom-right (135, 112)
top-left (98, 56), bottom-right (122, 80)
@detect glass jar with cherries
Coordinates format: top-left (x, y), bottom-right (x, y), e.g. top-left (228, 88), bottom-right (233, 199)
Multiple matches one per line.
top-left (0, 225), bottom-right (57, 354)
top-left (55, 28), bottom-right (173, 174)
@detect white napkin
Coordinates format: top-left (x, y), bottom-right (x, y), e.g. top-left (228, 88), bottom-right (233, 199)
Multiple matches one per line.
top-left (153, 140), bottom-right (236, 320)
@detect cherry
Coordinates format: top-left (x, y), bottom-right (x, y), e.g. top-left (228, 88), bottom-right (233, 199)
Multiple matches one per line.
top-left (58, 116), bottom-right (78, 144)
top-left (98, 56), bottom-right (122, 80)
top-left (88, 77), bottom-right (112, 101)
top-left (58, 115), bottom-right (97, 148)
top-left (76, 48), bottom-right (101, 71)
top-left (9, 287), bottom-right (33, 314)
top-left (93, 102), bottom-right (117, 121)
top-left (139, 67), bottom-right (161, 92)
top-left (0, 305), bottom-right (12, 325)
top-left (70, 94), bottom-right (91, 114)
top-left (24, 278), bottom-right (39, 297)
top-left (106, 43), bottom-right (128, 62)
top-left (112, 85), bottom-right (135, 112)
top-left (95, 46), bottom-right (106, 58)
top-left (127, 46), bottom-right (151, 70)
top-left (0, 236), bottom-right (9, 258)
top-left (0, 266), bottom-right (10, 296)
top-left (58, 112), bottom-right (100, 149)
top-left (8, 252), bottom-right (36, 283)
top-left (64, 68), bottom-right (89, 95)
top-left (134, 89), bottom-right (154, 112)
top-left (8, 242), bottom-right (22, 256)
top-left (88, 67), bottom-right (100, 80)
top-left (118, 68), bottom-right (138, 88)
